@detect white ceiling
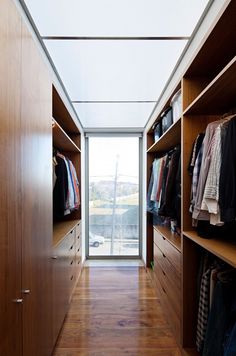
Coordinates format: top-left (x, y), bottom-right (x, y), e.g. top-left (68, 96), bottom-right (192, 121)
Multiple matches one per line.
top-left (24, 0), bottom-right (209, 129)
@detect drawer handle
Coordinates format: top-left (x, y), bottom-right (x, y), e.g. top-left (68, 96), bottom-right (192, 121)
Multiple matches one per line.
top-left (162, 270), bottom-right (166, 276)
top-left (70, 245), bottom-right (74, 250)
top-left (70, 275), bottom-right (74, 280)
top-left (52, 256), bottom-right (58, 260)
top-left (77, 247), bottom-right (80, 252)
top-left (13, 298), bottom-right (23, 304)
top-left (70, 230), bottom-right (73, 234)
top-left (162, 236), bottom-right (166, 241)
top-left (162, 253), bottom-right (166, 258)
top-left (162, 286), bottom-right (166, 294)
top-left (70, 260), bottom-right (74, 265)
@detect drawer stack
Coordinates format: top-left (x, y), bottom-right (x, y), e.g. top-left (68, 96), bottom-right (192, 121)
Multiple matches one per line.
top-left (52, 220), bottom-right (82, 345)
top-left (74, 222), bottom-right (82, 282)
top-left (153, 227), bottom-right (181, 343)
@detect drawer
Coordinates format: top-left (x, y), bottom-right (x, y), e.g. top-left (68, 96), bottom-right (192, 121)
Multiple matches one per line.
top-left (154, 229), bottom-right (181, 274)
top-left (154, 258), bottom-right (181, 318)
top-left (75, 244), bottom-right (81, 256)
top-left (75, 233), bottom-right (81, 248)
top-left (75, 222), bottom-right (81, 238)
top-left (154, 243), bottom-right (180, 291)
top-left (153, 270), bottom-right (181, 344)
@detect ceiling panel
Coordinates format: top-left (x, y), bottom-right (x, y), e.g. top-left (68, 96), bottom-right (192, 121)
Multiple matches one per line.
top-left (24, 0), bottom-right (209, 37)
top-left (23, 0), bottom-right (210, 128)
top-left (73, 102), bottom-right (155, 128)
top-left (44, 40), bottom-right (187, 102)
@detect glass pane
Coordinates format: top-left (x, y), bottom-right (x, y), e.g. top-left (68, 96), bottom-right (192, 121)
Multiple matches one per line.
top-left (73, 102), bottom-right (155, 128)
top-left (88, 137), bottom-right (139, 256)
top-left (25, 0), bottom-right (209, 37)
top-left (45, 40), bottom-right (187, 102)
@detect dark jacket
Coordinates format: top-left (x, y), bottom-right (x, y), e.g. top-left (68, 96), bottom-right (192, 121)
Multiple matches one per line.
top-left (219, 118), bottom-right (236, 222)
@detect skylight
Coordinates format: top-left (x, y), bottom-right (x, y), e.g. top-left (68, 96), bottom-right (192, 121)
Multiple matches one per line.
top-left (23, 0), bottom-right (209, 128)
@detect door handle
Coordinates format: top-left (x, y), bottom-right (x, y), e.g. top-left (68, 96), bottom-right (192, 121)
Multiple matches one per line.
top-left (13, 298), bottom-right (23, 303)
top-left (22, 289), bottom-right (31, 294)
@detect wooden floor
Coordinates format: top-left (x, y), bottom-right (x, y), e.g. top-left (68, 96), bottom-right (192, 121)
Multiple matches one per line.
top-left (53, 266), bottom-right (182, 355)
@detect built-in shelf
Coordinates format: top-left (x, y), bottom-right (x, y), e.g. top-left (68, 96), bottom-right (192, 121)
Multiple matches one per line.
top-left (53, 219), bottom-right (81, 247)
top-left (53, 119), bottom-right (81, 153)
top-left (154, 225), bottom-right (181, 252)
top-left (147, 117), bottom-right (181, 154)
top-left (184, 56), bottom-right (236, 115)
top-left (183, 230), bottom-right (236, 268)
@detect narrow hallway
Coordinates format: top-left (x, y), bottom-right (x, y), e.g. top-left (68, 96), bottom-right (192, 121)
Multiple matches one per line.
top-left (53, 267), bottom-right (181, 355)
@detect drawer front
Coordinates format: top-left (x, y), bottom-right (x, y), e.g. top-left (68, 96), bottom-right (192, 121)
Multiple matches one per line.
top-left (153, 270), bottom-right (181, 344)
top-left (75, 243), bottom-right (82, 257)
top-left (75, 232), bottom-right (81, 249)
top-left (153, 258), bottom-right (181, 318)
top-left (154, 229), bottom-right (181, 274)
top-left (75, 222), bottom-right (81, 238)
top-left (154, 243), bottom-right (180, 291)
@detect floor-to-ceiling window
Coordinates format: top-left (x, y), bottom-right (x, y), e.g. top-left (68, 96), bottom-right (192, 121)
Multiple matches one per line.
top-left (86, 135), bottom-right (141, 257)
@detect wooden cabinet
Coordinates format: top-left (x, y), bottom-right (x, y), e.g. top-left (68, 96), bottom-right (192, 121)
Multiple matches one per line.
top-left (0, 0), bottom-right (23, 355)
top-left (52, 221), bottom-right (82, 347)
top-left (21, 22), bottom-right (53, 356)
top-left (153, 227), bottom-right (181, 343)
top-left (0, 0), bottom-right (83, 355)
top-left (146, 1), bottom-right (236, 353)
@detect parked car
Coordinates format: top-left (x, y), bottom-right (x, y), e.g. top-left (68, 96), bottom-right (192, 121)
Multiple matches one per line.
top-left (89, 232), bottom-right (105, 247)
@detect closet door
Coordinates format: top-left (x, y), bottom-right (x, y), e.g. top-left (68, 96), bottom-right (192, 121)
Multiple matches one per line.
top-left (20, 24), bottom-right (53, 356)
top-left (0, 0), bottom-right (23, 355)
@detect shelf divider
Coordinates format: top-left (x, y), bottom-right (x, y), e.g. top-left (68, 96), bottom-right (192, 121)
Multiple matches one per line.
top-left (183, 230), bottom-right (236, 268)
top-left (147, 116), bottom-right (181, 154)
top-left (53, 119), bottom-right (81, 153)
top-left (183, 56), bottom-right (236, 115)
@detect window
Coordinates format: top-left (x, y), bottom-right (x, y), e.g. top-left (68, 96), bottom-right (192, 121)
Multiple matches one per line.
top-left (87, 136), bottom-right (140, 257)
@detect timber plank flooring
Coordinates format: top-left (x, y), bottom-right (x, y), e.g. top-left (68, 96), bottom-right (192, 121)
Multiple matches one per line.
top-left (53, 267), bottom-right (181, 356)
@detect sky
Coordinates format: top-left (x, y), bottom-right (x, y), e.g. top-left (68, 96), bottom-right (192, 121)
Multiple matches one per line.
top-left (89, 137), bottom-right (139, 184)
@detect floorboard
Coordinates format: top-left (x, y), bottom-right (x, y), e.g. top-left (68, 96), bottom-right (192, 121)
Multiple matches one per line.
top-left (53, 266), bottom-right (182, 356)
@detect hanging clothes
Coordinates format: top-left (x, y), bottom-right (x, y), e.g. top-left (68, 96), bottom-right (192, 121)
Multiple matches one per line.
top-left (189, 115), bottom-right (236, 228)
top-left (219, 117), bottom-right (236, 222)
top-left (147, 145), bottom-right (181, 228)
top-left (53, 151), bottom-right (80, 219)
top-left (53, 155), bottom-right (68, 219)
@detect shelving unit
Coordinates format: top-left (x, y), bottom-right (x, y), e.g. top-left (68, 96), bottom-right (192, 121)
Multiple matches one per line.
top-left (146, 1), bottom-right (236, 353)
top-left (183, 230), bottom-right (236, 268)
top-left (147, 117), bottom-right (181, 154)
top-left (180, 1), bottom-right (236, 351)
top-left (146, 83), bottom-right (182, 344)
top-left (184, 56), bottom-right (236, 115)
top-left (52, 85), bottom-right (81, 226)
top-left (53, 119), bottom-right (81, 153)
top-left (51, 85), bottom-right (82, 348)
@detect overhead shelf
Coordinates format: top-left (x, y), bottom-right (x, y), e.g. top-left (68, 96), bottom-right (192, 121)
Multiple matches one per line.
top-left (53, 119), bottom-right (81, 153)
top-left (147, 116), bottom-right (181, 154)
top-left (184, 56), bottom-right (236, 115)
top-left (183, 230), bottom-right (236, 268)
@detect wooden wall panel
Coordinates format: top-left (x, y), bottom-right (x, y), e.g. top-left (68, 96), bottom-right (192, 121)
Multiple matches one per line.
top-left (20, 24), bottom-right (53, 356)
top-left (0, 0), bottom-right (22, 355)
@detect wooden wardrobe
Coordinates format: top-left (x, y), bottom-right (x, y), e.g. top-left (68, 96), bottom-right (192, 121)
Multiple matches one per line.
top-left (0, 0), bottom-right (82, 355)
top-left (146, 1), bottom-right (236, 354)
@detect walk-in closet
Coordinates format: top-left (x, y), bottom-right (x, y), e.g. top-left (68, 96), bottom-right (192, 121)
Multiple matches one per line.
top-left (1, 0), bottom-right (236, 355)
